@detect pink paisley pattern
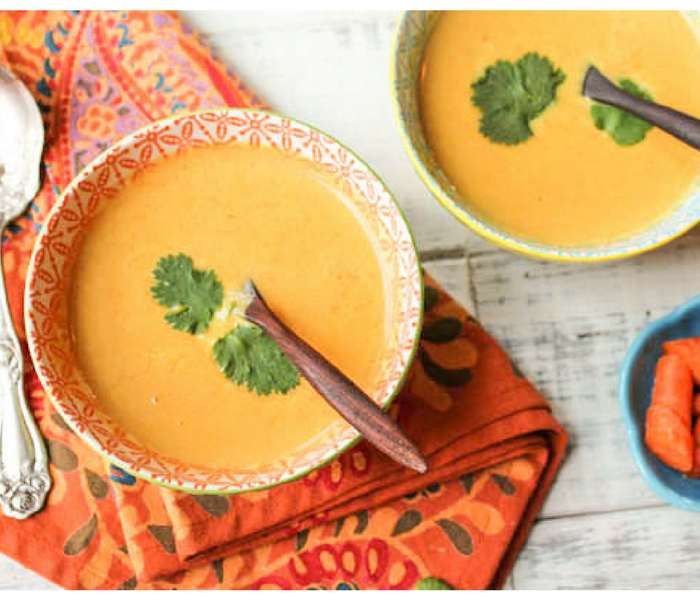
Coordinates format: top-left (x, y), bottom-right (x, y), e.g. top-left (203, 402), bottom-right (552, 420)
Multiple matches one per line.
top-left (0, 11), bottom-right (568, 589)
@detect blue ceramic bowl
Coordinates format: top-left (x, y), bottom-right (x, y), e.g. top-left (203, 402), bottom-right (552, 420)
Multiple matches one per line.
top-left (620, 295), bottom-right (700, 511)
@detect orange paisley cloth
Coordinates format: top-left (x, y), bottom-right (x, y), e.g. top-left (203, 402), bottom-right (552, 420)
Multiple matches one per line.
top-left (0, 11), bottom-right (568, 590)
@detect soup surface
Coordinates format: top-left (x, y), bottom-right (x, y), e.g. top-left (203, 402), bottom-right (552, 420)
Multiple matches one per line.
top-left (419, 11), bottom-right (700, 246)
top-left (69, 145), bottom-right (386, 469)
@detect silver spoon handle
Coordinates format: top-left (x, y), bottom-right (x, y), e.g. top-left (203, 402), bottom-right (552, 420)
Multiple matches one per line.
top-left (0, 233), bottom-right (50, 519)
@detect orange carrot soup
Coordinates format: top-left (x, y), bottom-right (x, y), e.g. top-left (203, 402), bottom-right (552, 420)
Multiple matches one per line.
top-left (69, 145), bottom-right (387, 469)
top-left (419, 11), bottom-right (700, 246)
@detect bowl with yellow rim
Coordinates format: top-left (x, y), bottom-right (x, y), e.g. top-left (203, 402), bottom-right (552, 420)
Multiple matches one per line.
top-left (390, 10), bottom-right (700, 262)
top-left (25, 108), bottom-right (423, 494)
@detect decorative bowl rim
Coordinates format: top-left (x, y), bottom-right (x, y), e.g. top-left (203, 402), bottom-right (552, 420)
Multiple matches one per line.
top-left (24, 106), bottom-right (424, 494)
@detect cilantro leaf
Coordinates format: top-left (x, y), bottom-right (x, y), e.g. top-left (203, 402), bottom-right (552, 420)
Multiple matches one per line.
top-left (590, 78), bottom-right (653, 146)
top-left (471, 52), bottom-right (566, 145)
top-left (213, 325), bottom-right (300, 395)
top-left (151, 254), bottom-right (223, 335)
top-left (416, 577), bottom-right (454, 591)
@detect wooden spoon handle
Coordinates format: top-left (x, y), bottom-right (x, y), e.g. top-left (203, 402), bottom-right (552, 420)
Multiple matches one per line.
top-left (583, 66), bottom-right (700, 151)
top-left (244, 282), bottom-right (428, 474)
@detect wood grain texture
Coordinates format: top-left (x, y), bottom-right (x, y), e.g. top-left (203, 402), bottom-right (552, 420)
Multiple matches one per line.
top-left (421, 255), bottom-right (476, 317)
top-left (0, 554), bottom-right (56, 590)
top-left (471, 229), bottom-right (700, 519)
top-left (512, 505), bottom-right (700, 589)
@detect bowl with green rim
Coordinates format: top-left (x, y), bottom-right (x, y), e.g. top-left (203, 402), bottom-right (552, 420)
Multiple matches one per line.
top-left (25, 108), bottom-right (423, 494)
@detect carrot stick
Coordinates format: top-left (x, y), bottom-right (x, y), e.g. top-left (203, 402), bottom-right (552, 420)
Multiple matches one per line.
top-left (663, 337), bottom-right (700, 385)
top-left (645, 354), bottom-right (695, 473)
top-left (645, 404), bottom-right (694, 473)
top-left (651, 354), bottom-right (693, 428)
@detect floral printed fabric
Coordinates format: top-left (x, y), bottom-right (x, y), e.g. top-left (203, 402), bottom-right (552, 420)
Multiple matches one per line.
top-left (0, 11), bottom-right (568, 589)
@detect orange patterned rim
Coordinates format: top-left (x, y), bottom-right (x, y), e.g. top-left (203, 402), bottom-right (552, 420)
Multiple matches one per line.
top-left (24, 108), bottom-right (423, 493)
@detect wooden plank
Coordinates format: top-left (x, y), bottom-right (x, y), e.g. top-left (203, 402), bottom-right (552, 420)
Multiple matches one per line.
top-left (470, 229), bottom-right (700, 517)
top-left (512, 505), bottom-right (700, 589)
top-left (0, 554), bottom-right (56, 590)
top-left (182, 10), bottom-right (387, 35)
top-left (182, 10), bottom-right (484, 255)
top-left (422, 255), bottom-right (475, 316)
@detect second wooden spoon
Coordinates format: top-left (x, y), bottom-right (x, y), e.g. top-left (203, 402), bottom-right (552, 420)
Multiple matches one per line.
top-left (583, 66), bottom-right (700, 151)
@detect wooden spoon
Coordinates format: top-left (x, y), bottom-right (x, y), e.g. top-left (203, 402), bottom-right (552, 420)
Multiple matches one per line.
top-left (583, 66), bottom-right (700, 151)
top-left (238, 279), bottom-right (428, 474)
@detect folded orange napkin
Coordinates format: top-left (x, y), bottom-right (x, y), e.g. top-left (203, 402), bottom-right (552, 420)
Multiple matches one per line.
top-left (0, 10), bottom-right (567, 590)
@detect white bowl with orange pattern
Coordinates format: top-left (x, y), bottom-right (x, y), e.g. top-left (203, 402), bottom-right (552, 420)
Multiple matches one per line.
top-left (24, 108), bottom-right (423, 494)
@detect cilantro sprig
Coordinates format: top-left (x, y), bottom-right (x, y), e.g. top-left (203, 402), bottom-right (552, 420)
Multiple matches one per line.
top-left (214, 326), bottom-right (300, 395)
top-left (151, 254), bottom-right (300, 396)
top-left (471, 53), bottom-right (566, 145)
top-left (151, 254), bottom-right (223, 335)
top-left (590, 78), bottom-right (653, 146)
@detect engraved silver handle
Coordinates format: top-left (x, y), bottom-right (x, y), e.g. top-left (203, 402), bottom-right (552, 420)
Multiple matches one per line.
top-left (0, 232), bottom-right (50, 519)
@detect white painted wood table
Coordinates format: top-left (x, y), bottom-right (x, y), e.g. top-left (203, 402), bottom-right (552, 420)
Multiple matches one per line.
top-left (4, 10), bottom-right (700, 590)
